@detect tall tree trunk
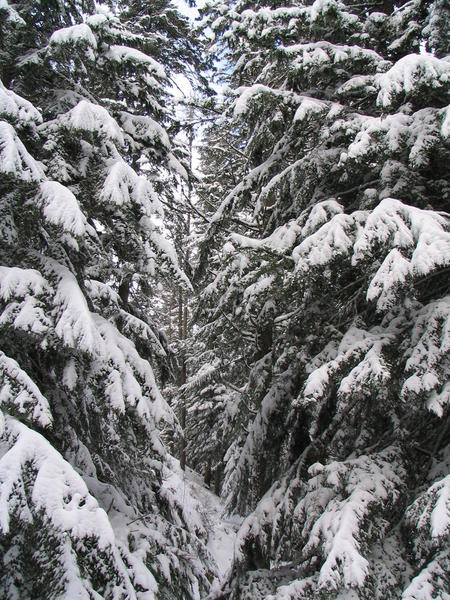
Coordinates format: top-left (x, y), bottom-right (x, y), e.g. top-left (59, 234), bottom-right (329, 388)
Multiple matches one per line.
top-left (178, 121), bottom-right (194, 471)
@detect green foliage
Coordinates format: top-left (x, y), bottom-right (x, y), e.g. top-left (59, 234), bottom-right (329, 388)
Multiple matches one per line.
top-left (0, 1), bottom-right (216, 598)
top-left (191, 0), bottom-right (450, 598)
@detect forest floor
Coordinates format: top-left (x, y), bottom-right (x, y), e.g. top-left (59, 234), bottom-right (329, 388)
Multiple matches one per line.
top-left (162, 464), bottom-right (240, 593)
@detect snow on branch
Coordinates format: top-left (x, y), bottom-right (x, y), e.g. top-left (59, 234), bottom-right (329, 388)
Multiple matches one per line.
top-left (119, 111), bottom-right (170, 149)
top-left (0, 0), bottom-right (25, 24)
top-left (100, 159), bottom-right (161, 212)
top-left (0, 121), bottom-right (45, 181)
top-left (0, 413), bottom-right (137, 598)
top-left (401, 297), bottom-right (450, 415)
top-left (377, 54), bottom-right (450, 108)
top-left (294, 448), bottom-right (406, 591)
top-left (61, 100), bottom-right (124, 145)
top-left (105, 45), bottom-right (166, 79)
top-left (49, 23), bottom-right (97, 50)
top-left (342, 108), bottom-right (448, 170)
top-left (0, 266), bottom-right (47, 301)
top-left (0, 352), bottom-right (52, 428)
top-left (45, 259), bottom-right (104, 355)
top-left (93, 313), bottom-right (174, 427)
top-left (291, 198), bottom-right (450, 311)
top-left (279, 40), bottom-right (388, 72)
top-left (0, 266), bottom-right (51, 336)
top-left (353, 199), bottom-right (450, 302)
top-left (0, 79), bottom-right (42, 125)
top-left (39, 181), bottom-right (87, 237)
top-left (402, 474), bottom-right (450, 599)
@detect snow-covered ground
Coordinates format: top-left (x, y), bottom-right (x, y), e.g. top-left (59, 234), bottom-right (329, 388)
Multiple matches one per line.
top-left (162, 463), bottom-right (240, 594)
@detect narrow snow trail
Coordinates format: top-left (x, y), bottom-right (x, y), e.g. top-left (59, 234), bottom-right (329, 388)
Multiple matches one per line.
top-left (194, 479), bottom-right (239, 581)
top-left (162, 464), bottom-right (239, 593)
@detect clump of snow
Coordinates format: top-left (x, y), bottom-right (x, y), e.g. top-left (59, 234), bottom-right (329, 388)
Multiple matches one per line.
top-left (0, 120), bottom-right (45, 181)
top-left (280, 41), bottom-right (388, 72)
top-left (232, 200), bottom-right (344, 254)
top-left (62, 357), bottom-right (78, 391)
top-left (401, 297), bottom-right (450, 414)
top-left (289, 198), bottom-right (449, 310)
top-left (377, 54), bottom-right (450, 107)
top-left (300, 325), bottom-right (394, 433)
top-left (293, 212), bottom-right (362, 270)
top-left (45, 259), bottom-right (104, 355)
top-left (233, 84), bottom-right (274, 116)
top-left (0, 78), bottom-right (42, 124)
top-left (62, 100), bottom-right (124, 144)
top-left (440, 105), bottom-right (450, 138)
top-left (120, 111), bottom-right (170, 149)
top-left (402, 474), bottom-right (450, 599)
top-left (0, 266), bottom-right (47, 301)
top-left (39, 181), bottom-right (87, 236)
top-left (100, 159), bottom-right (160, 211)
top-left (0, 0), bottom-right (25, 24)
top-left (0, 414), bottom-right (138, 597)
top-left (293, 448), bottom-right (406, 590)
top-left (167, 152), bottom-right (188, 180)
top-left (402, 551), bottom-right (450, 600)
top-left (49, 23), bottom-right (97, 50)
top-left (294, 97), bottom-right (328, 121)
top-left (243, 275), bottom-right (276, 301)
top-left (106, 45), bottom-right (166, 78)
top-left (353, 199), bottom-right (450, 278)
top-left (366, 248), bottom-right (411, 310)
top-left (0, 352), bottom-right (53, 428)
top-left (0, 415), bottom-right (114, 543)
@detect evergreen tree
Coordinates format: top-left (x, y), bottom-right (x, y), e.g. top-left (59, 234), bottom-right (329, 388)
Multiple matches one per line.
top-left (188, 0), bottom-right (450, 597)
top-left (0, 1), bottom-right (217, 597)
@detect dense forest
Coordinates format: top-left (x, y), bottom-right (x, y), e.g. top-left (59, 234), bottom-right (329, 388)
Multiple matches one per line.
top-left (0, 0), bottom-right (448, 599)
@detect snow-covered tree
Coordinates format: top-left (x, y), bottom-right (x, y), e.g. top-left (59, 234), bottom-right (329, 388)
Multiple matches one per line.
top-left (188, 0), bottom-right (450, 597)
top-left (0, 1), bottom-right (218, 598)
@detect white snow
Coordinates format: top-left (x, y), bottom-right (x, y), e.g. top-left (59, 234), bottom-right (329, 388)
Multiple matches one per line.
top-left (294, 448), bottom-right (406, 590)
top-left (377, 54), bottom-right (450, 107)
top-left (100, 159), bottom-right (160, 211)
top-left (354, 199), bottom-right (450, 279)
top-left (293, 212), bottom-right (362, 271)
top-left (232, 201), bottom-right (344, 254)
top-left (120, 111), bottom-right (170, 149)
top-left (44, 259), bottom-right (104, 355)
top-left (366, 248), bottom-right (411, 310)
top-left (106, 45), bottom-right (166, 78)
top-left (0, 415), bottom-right (113, 546)
top-left (243, 275), bottom-right (276, 301)
top-left (233, 84), bottom-right (274, 116)
top-left (49, 24), bottom-right (97, 49)
top-left (280, 40), bottom-right (387, 71)
top-left (402, 551), bottom-right (450, 600)
top-left (0, 0), bottom-right (25, 24)
top-left (0, 266), bottom-right (47, 301)
top-left (62, 100), bottom-right (124, 144)
top-left (62, 357), bottom-right (78, 391)
top-left (0, 78), bottom-right (42, 124)
top-left (162, 462), bottom-right (238, 587)
top-left (0, 352), bottom-right (52, 428)
top-left (294, 97), bottom-right (328, 121)
top-left (401, 297), bottom-right (450, 413)
top-left (441, 105), bottom-right (450, 138)
top-left (429, 475), bottom-right (450, 539)
top-left (39, 181), bottom-right (87, 236)
top-left (0, 120), bottom-right (45, 181)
